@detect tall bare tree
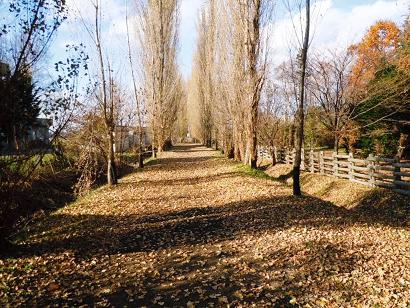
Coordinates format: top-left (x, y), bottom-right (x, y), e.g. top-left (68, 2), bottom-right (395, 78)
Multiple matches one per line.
top-left (292, 0), bottom-right (310, 196)
top-left (309, 50), bottom-right (353, 153)
top-left (192, 0), bottom-right (273, 166)
top-left (190, 3), bottom-right (217, 148)
top-left (137, 0), bottom-right (181, 154)
top-left (78, 0), bottom-right (118, 185)
top-left (126, 1), bottom-right (145, 167)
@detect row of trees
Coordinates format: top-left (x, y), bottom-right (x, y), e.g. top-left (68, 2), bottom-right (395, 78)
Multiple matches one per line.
top-left (0, 0), bottom-right (185, 204)
top-left (1, 0), bottom-right (187, 244)
top-left (138, 0), bottom-right (183, 155)
top-left (0, 0), bottom-right (185, 191)
top-left (189, 0), bottom-right (273, 168)
top-left (188, 0), bottom-right (309, 194)
top-left (1, 0), bottom-right (408, 197)
top-left (65, 0), bottom-right (183, 187)
top-left (189, 1), bottom-right (409, 195)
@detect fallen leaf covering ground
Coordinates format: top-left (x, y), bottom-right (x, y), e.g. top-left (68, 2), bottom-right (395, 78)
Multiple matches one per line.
top-left (1, 145), bottom-right (410, 307)
top-left (265, 163), bottom-right (410, 210)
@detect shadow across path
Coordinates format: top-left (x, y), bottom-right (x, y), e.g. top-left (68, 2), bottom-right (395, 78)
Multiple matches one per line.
top-left (2, 144), bottom-right (410, 307)
top-left (7, 192), bottom-right (409, 259)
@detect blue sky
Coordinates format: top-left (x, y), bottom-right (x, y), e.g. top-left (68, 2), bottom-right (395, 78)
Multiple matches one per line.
top-left (47, 0), bottom-right (408, 82)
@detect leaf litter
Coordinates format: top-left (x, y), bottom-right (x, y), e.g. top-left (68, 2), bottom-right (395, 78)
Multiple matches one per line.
top-left (1, 145), bottom-right (409, 307)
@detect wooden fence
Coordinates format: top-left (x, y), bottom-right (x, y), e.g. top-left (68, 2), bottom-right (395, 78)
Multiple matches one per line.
top-left (258, 146), bottom-right (410, 196)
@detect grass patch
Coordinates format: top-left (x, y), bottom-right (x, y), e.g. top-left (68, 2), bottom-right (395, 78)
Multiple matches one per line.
top-left (234, 163), bottom-right (273, 180)
top-left (143, 156), bottom-right (158, 166)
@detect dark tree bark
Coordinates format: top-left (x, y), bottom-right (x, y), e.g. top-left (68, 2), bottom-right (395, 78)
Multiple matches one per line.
top-left (270, 141), bottom-right (277, 166)
top-left (107, 129), bottom-right (118, 185)
top-left (293, 0), bottom-right (310, 196)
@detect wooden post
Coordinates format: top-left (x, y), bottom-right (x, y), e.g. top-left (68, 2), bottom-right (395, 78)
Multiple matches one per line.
top-left (333, 152), bottom-right (338, 177)
top-left (301, 148), bottom-right (305, 171)
top-left (274, 146), bottom-right (278, 162)
top-left (348, 152), bottom-right (354, 181)
top-left (310, 150), bottom-right (314, 173)
top-left (394, 156), bottom-right (401, 190)
top-left (320, 151), bottom-right (324, 174)
top-left (368, 154), bottom-right (375, 187)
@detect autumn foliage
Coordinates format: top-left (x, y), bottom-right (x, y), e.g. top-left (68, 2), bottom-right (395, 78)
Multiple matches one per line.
top-left (349, 20), bottom-right (401, 92)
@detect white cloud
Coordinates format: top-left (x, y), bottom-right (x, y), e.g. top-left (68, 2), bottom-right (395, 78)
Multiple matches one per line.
top-left (51, 0), bottom-right (408, 82)
top-left (270, 0), bottom-right (408, 66)
top-left (52, 0), bottom-right (136, 83)
top-left (57, 0), bottom-right (204, 78)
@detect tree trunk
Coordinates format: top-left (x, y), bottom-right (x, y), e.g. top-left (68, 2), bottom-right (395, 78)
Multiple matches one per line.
top-left (240, 134), bottom-right (246, 164)
top-left (293, 109), bottom-right (303, 196)
top-left (334, 134), bottom-right (339, 154)
top-left (293, 0), bottom-right (310, 196)
top-left (397, 133), bottom-right (408, 159)
top-left (138, 127), bottom-right (144, 168)
top-left (107, 130), bottom-right (117, 185)
top-left (270, 142), bottom-right (277, 166)
top-left (13, 125), bottom-right (19, 152)
top-left (233, 124), bottom-right (241, 161)
top-left (248, 103), bottom-right (258, 168)
top-left (289, 124), bottom-right (295, 149)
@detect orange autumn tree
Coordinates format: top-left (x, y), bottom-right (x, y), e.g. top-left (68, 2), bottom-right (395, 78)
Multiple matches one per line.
top-left (349, 20), bottom-right (401, 92)
top-left (346, 19), bottom-right (410, 157)
top-left (397, 18), bottom-right (410, 73)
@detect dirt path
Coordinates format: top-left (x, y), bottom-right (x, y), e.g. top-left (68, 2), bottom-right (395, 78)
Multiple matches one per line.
top-left (2, 145), bottom-right (410, 307)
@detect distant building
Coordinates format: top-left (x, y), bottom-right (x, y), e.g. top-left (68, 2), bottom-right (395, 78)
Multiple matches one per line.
top-left (27, 118), bottom-right (52, 143)
top-left (114, 126), bottom-right (152, 153)
top-left (0, 61), bottom-right (10, 77)
top-left (0, 118), bottom-right (52, 154)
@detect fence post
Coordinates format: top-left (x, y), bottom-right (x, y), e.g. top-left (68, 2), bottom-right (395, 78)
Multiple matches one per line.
top-left (348, 153), bottom-right (354, 181)
top-left (394, 156), bottom-right (401, 190)
top-left (367, 154), bottom-right (375, 187)
top-left (274, 146), bottom-right (277, 162)
top-left (310, 150), bottom-right (314, 173)
top-left (320, 151), bottom-right (324, 174)
top-left (333, 152), bottom-right (338, 177)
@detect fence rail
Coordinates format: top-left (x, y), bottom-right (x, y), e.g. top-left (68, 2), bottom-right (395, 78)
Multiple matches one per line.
top-left (258, 146), bottom-right (410, 196)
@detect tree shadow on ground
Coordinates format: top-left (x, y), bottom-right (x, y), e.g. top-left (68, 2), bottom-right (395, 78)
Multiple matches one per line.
top-left (96, 239), bottom-right (365, 307)
top-left (121, 172), bottom-right (239, 188)
top-left (3, 146), bottom-right (409, 306)
top-left (171, 147), bottom-right (215, 153)
top-left (3, 191), bottom-right (409, 306)
top-left (155, 156), bottom-right (217, 166)
top-left (6, 191), bottom-right (409, 260)
top-left (171, 144), bottom-right (212, 152)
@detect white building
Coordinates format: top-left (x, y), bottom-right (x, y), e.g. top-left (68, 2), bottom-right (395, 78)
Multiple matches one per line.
top-left (114, 126), bottom-right (152, 153)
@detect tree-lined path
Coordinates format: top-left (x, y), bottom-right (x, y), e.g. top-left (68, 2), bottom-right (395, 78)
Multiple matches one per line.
top-left (2, 145), bottom-right (410, 306)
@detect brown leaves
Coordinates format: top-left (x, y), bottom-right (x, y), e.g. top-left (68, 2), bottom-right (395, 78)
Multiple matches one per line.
top-left (1, 145), bottom-right (410, 307)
